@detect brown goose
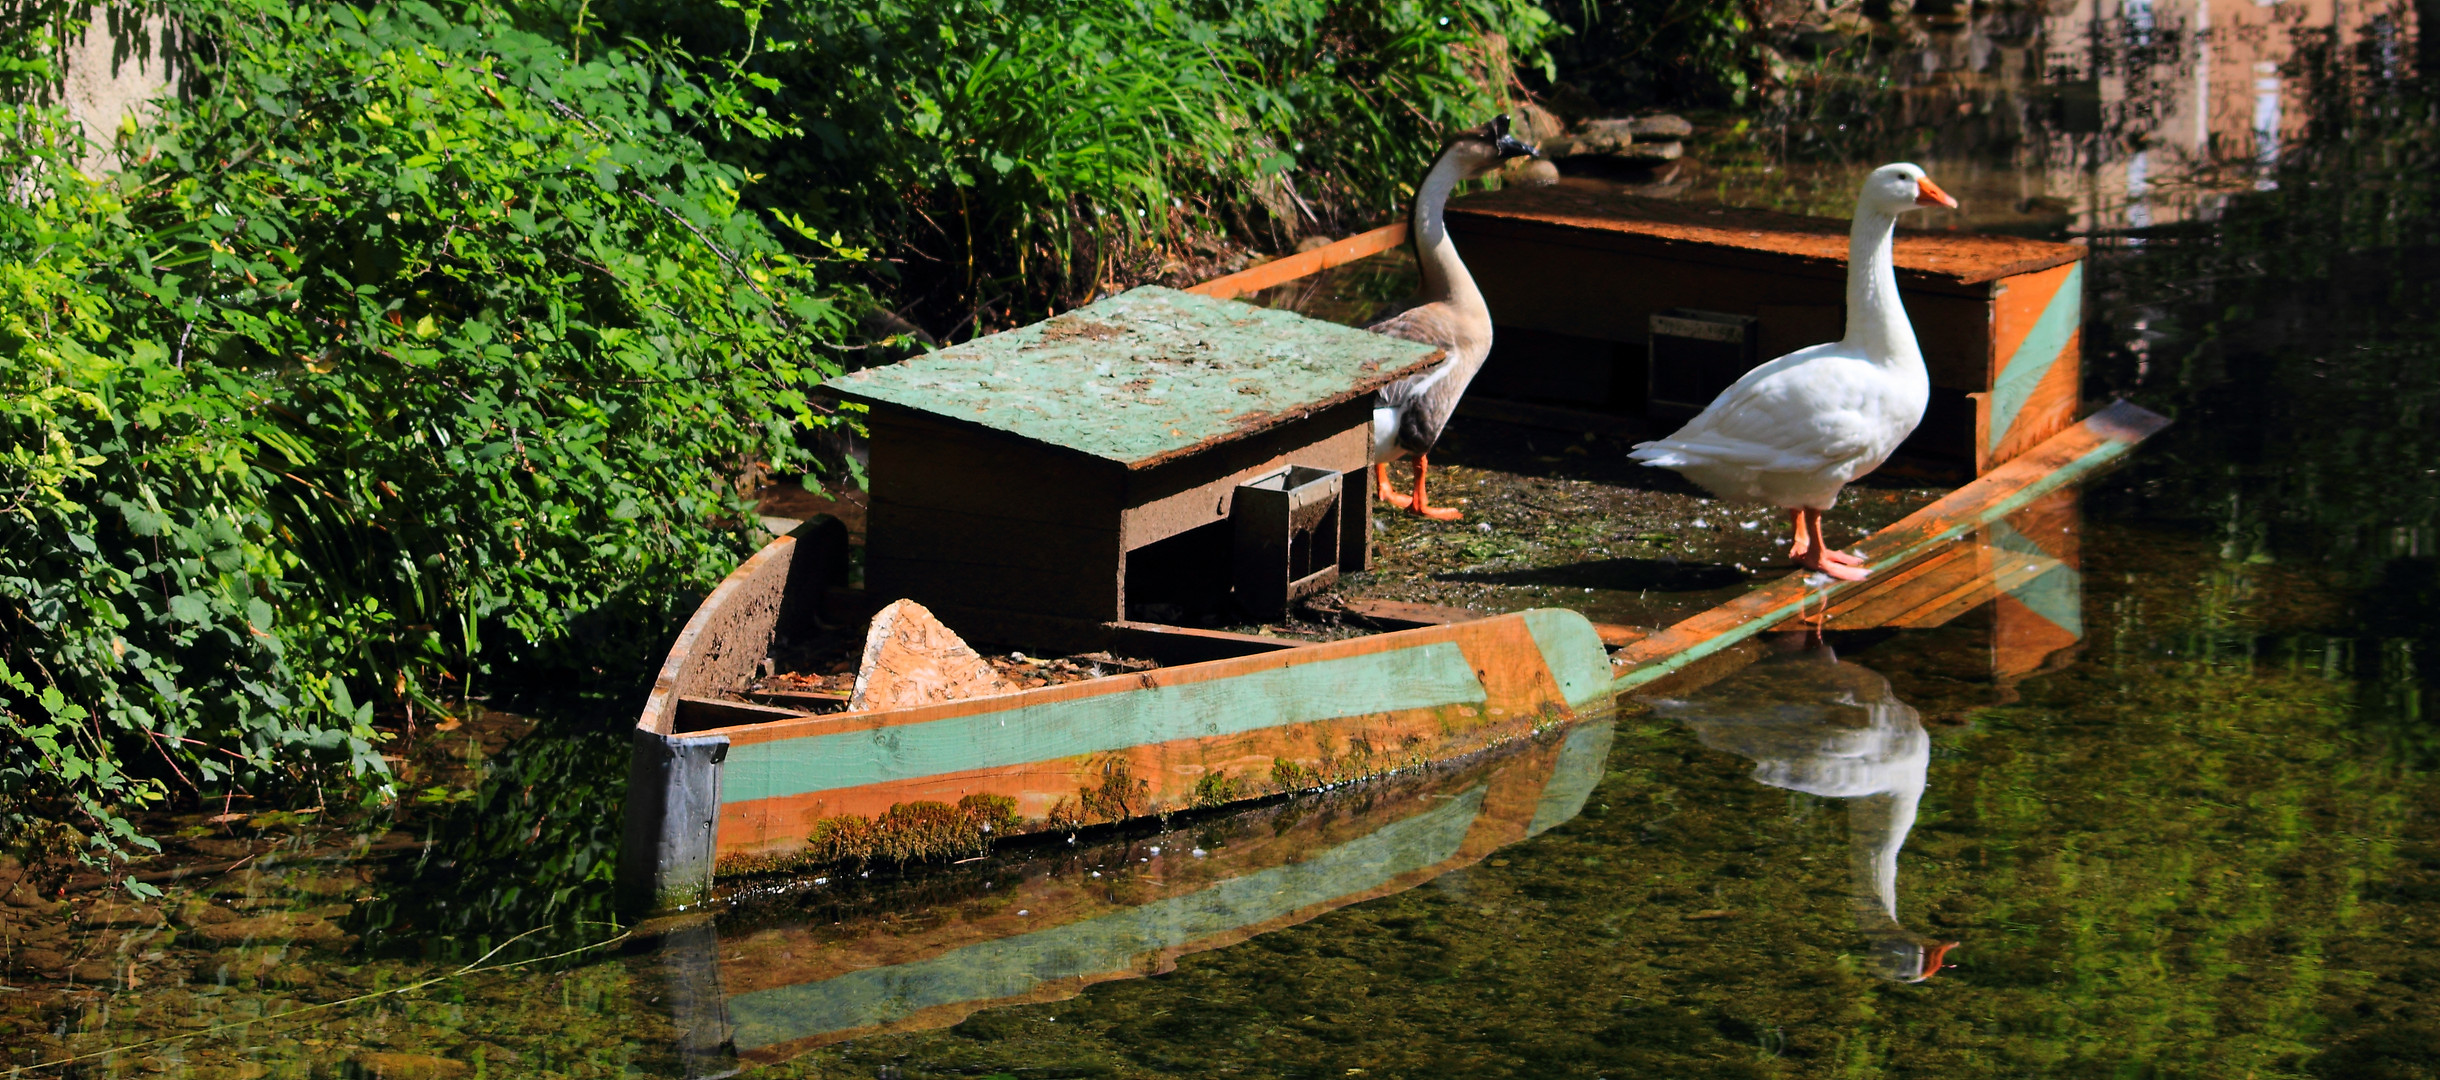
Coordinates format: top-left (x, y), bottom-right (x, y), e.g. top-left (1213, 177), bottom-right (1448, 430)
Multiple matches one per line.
top-left (1368, 116), bottom-right (1536, 520)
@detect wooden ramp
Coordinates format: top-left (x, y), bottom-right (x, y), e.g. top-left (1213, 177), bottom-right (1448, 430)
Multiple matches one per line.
top-left (1612, 400), bottom-right (2168, 693)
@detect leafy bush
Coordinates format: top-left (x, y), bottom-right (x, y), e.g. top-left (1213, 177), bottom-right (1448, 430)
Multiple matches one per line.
top-left (595, 0), bottom-right (1556, 333)
top-left (1535, 0), bottom-right (1774, 110)
top-left (0, 0), bottom-right (861, 882)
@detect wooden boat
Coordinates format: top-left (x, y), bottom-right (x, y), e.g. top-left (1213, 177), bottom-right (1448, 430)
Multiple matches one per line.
top-left (636, 720), bottom-right (1618, 1073)
top-left (617, 201), bottom-right (2169, 913)
top-left (617, 550), bottom-right (1614, 911)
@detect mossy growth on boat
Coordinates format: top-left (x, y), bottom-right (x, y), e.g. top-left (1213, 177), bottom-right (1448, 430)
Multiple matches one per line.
top-left (719, 794), bottom-right (1022, 876)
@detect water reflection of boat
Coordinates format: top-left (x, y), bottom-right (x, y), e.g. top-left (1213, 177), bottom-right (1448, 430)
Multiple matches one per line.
top-left (1652, 639), bottom-right (1957, 982)
top-left (636, 720), bottom-right (1615, 1074)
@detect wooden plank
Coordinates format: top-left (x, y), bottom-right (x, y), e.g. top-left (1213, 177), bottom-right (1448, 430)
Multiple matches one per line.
top-left (866, 409), bottom-right (1124, 526)
top-left (675, 695), bottom-right (814, 734)
top-left (1979, 260), bottom-right (2084, 471)
top-left (1455, 233), bottom-right (1992, 392)
top-left (1445, 187), bottom-right (2083, 291)
top-left (1106, 621), bottom-right (1313, 664)
top-left (1610, 401), bottom-right (2169, 692)
top-left (867, 501), bottom-right (1122, 573)
top-left (1816, 545), bottom-right (1979, 624)
top-left (1185, 223), bottom-right (1411, 301)
top-left (640, 535), bottom-right (804, 736)
top-left (707, 612), bottom-right (1609, 859)
top-left (747, 687), bottom-right (850, 707)
top-left (1341, 598), bottom-right (1488, 627)
top-left (1121, 416), bottom-right (1371, 551)
top-left (865, 552), bottom-right (1120, 625)
top-left (1593, 623), bottom-right (1650, 648)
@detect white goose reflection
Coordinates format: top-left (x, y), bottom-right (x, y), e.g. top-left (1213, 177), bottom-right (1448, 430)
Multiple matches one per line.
top-left (1652, 635), bottom-right (1958, 982)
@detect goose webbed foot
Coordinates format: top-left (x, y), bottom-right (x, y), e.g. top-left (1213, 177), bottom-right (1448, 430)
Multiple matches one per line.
top-left (1375, 462), bottom-right (1414, 509)
top-left (1410, 454), bottom-right (1463, 521)
top-left (1792, 507), bottom-right (1867, 580)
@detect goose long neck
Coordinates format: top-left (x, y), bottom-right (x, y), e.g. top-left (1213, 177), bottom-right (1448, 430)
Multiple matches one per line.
top-left (1847, 785), bottom-right (1924, 928)
top-left (1412, 152), bottom-right (1486, 328)
top-left (1843, 204), bottom-right (1921, 369)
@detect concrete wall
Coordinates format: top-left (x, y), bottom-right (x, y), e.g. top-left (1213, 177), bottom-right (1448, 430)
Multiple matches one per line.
top-left (53, 5), bottom-right (179, 174)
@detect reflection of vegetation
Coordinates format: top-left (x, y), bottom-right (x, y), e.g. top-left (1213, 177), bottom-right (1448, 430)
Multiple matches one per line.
top-left (2088, 61), bottom-right (2438, 583)
top-left (754, 532), bottom-right (2439, 1078)
top-left (351, 711), bottom-right (630, 965)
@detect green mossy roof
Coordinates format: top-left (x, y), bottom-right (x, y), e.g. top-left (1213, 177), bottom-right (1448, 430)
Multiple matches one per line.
top-left (823, 287), bottom-right (1442, 470)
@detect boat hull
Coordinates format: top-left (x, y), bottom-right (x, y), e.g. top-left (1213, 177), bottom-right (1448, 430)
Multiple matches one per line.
top-left (617, 533), bottom-right (1614, 912)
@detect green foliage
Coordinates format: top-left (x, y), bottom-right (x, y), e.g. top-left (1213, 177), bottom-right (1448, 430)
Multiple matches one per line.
top-left (0, 0), bottom-right (860, 876)
top-left (594, 0), bottom-right (1555, 332)
top-left (1537, 0), bottom-right (1772, 109)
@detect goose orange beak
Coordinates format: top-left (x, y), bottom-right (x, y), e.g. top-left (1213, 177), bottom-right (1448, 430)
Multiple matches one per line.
top-left (1916, 177), bottom-right (1958, 209)
top-left (1919, 940), bottom-right (1960, 979)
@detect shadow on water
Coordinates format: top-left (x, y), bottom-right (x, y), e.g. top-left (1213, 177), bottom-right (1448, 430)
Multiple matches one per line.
top-left (1436, 554), bottom-right (1749, 593)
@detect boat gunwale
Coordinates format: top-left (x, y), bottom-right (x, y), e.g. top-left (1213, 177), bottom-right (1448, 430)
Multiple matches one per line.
top-left (654, 607), bottom-right (1600, 749)
top-left (639, 531), bottom-right (803, 738)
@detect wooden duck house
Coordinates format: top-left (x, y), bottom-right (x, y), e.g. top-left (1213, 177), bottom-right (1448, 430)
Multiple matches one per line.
top-left (820, 286), bottom-right (1442, 650)
top-left (1443, 186), bottom-right (2086, 474)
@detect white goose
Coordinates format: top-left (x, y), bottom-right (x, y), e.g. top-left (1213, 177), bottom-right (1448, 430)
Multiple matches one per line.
top-left (1368, 115), bottom-right (1536, 520)
top-left (1629, 163), bottom-right (1958, 579)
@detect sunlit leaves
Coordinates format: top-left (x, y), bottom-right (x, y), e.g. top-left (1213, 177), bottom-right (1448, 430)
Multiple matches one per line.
top-left (0, 0), bottom-right (862, 877)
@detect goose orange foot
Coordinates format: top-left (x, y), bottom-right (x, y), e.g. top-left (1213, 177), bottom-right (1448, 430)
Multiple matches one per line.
top-left (1410, 455), bottom-right (1463, 521)
top-left (1793, 507), bottom-right (1868, 580)
top-left (1375, 462), bottom-right (1413, 510)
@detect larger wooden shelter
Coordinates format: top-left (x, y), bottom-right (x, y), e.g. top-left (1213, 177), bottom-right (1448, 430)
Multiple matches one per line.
top-left (822, 286), bottom-right (1443, 649)
top-left (1444, 185), bottom-right (2087, 474)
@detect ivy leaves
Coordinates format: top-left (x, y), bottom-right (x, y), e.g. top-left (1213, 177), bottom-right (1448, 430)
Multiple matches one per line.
top-left (0, 0), bottom-right (861, 883)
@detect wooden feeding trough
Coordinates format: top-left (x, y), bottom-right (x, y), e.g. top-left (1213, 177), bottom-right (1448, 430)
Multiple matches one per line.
top-left (1441, 185), bottom-right (2087, 475)
top-left (820, 286), bottom-right (1442, 650)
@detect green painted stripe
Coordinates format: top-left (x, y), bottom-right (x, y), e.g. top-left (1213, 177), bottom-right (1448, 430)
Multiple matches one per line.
top-left (727, 784), bottom-right (1488, 1049)
top-left (1611, 432), bottom-right (2139, 693)
top-left (1526, 721), bottom-right (1617, 837)
top-left (725, 644), bottom-right (1486, 804)
top-left (1990, 520), bottom-right (2083, 638)
top-left (1988, 262), bottom-right (2083, 454)
top-left (1522, 608), bottom-right (1614, 708)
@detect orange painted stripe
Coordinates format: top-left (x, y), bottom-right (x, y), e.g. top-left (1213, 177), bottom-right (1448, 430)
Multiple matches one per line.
top-left (1186, 223), bottom-right (1410, 301)
top-left (1988, 260), bottom-right (2078, 379)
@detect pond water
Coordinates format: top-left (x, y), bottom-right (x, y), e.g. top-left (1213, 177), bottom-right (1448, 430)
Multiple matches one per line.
top-left (8, 5), bottom-right (2439, 1078)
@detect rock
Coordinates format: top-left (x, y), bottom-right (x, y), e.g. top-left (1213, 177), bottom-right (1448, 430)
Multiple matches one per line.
top-left (1502, 158), bottom-right (1561, 187)
top-left (68, 959), bottom-right (122, 985)
top-left (1628, 114), bottom-right (1694, 138)
top-left (1568, 118), bottom-right (1638, 154)
top-left (192, 912), bottom-right (351, 949)
top-left (350, 1051), bottom-right (472, 1079)
top-left (11, 946), bottom-right (67, 974)
top-left (177, 899), bottom-right (241, 925)
top-left (848, 600), bottom-right (1013, 712)
top-left (81, 900), bottom-right (164, 928)
top-left (1294, 234), bottom-right (1337, 254)
top-left (1615, 140), bottom-right (1684, 164)
top-left (1512, 100), bottom-right (1569, 147)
